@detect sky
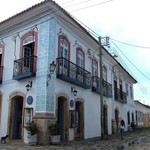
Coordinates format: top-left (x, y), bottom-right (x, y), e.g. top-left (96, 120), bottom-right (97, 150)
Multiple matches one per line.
top-left (0, 0), bottom-right (150, 104)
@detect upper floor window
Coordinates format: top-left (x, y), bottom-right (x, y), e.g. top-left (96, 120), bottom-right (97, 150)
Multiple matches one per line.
top-left (20, 31), bottom-right (38, 58)
top-left (114, 75), bottom-right (117, 87)
top-left (76, 47), bottom-right (85, 68)
top-left (102, 66), bottom-right (107, 81)
top-left (126, 83), bottom-right (128, 96)
top-left (92, 59), bottom-right (98, 76)
top-left (119, 79), bottom-right (123, 91)
top-left (0, 44), bottom-right (4, 67)
top-left (130, 86), bottom-right (133, 98)
top-left (58, 35), bottom-right (70, 60)
top-left (127, 111), bottom-right (130, 125)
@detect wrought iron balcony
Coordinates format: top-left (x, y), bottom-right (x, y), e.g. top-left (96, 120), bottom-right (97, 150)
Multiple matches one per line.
top-left (13, 55), bottom-right (37, 80)
top-left (114, 88), bottom-right (127, 103)
top-left (0, 66), bottom-right (3, 84)
top-left (92, 76), bottom-right (112, 97)
top-left (56, 57), bottom-right (91, 89)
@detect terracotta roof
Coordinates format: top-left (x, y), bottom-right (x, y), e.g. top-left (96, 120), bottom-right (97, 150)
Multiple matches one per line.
top-left (135, 100), bottom-right (150, 109)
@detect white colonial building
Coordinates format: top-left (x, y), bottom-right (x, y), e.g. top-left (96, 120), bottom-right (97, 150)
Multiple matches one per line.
top-left (0, 0), bottom-right (137, 144)
top-left (135, 100), bottom-right (150, 128)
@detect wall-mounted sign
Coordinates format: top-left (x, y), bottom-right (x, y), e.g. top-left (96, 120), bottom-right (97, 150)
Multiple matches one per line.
top-left (70, 99), bottom-right (74, 108)
top-left (27, 96), bottom-right (33, 105)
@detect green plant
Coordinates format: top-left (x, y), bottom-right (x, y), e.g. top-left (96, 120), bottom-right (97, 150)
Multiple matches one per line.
top-left (48, 121), bottom-right (60, 135)
top-left (24, 121), bottom-right (38, 135)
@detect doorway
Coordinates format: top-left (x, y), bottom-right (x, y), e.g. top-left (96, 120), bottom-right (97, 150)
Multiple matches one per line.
top-left (75, 101), bottom-right (84, 139)
top-left (9, 96), bottom-right (23, 139)
top-left (57, 97), bottom-right (68, 140)
top-left (104, 105), bottom-right (108, 135)
top-left (115, 109), bottom-right (119, 130)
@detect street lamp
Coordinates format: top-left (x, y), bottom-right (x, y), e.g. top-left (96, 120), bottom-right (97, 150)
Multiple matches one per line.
top-left (47, 61), bottom-right (56, 86)
top-left (71, 87), bottom-right (78, 97)
top-left (25, 81), bottom-right (32, 92)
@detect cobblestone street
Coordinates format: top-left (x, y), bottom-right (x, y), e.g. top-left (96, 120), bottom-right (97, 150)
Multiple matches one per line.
top-left (0, 128), bottom-right (150, 150)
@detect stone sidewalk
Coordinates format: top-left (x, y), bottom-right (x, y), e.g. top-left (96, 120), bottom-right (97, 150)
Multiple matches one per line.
top-left (0, 128), bottom-right (150, 150)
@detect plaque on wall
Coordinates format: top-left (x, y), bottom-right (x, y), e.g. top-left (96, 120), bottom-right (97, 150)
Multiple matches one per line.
top-left (27, 96), bottom-right (33, 105)
top-left (70, 99), bottom-right (74, 108)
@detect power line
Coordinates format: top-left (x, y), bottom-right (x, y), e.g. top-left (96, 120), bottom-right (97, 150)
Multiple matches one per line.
top-left (111, 38), bottom-right (150, 49)
top-left (62, 0), bottom-right (93, 8)
top-left (111, 41), bottom-right (150, 81)
top-left (70, 0), bottom-right (114, 12)
top-left (111, 41), bottom-right (149, 94)
top-left (59, 0), bottom-right (79, 5)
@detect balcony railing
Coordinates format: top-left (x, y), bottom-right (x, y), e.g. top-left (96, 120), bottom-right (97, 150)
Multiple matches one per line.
top-left (92, 76), bottom-right (112, 97)
top-left (0, 66), bottom-right (3, 84)
top-left (13, 55), bottom-right (37, 80)
top-left (56, 57), bottom-right (91, 89)
top-left (114, 88), bottom-right (127, 103)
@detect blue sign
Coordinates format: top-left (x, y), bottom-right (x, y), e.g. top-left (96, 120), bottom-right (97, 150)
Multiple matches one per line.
top-left (70, 99), bottom-right (74, 108)
top-left (27, 96), bottom-right (33, 105)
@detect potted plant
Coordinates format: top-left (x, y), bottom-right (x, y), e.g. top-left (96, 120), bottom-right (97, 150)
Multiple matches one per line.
top-left (48, 121), bottom-right (61, 144)
top-left (24, 121), bottom-right (38, 145)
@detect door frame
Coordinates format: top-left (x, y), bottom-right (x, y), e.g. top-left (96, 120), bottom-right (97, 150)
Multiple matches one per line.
top-left (8, 92), bottom-right (25, 140)
top-left (56, 96), bottom-right (69, 141)
top-left (75, 100), bottom-right (84, 139)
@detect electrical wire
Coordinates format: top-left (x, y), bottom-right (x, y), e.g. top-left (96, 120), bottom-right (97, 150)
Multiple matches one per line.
top-left (62, 0), bottom-right (93, 8)
top-left (111, 41), bottom-right (149, 94)
top-left (110, 38), bottom-right (150, 49)
top-left (111, 41), bottom-right (150, 81)
top-left (71, 0), bottom-right (114, 12)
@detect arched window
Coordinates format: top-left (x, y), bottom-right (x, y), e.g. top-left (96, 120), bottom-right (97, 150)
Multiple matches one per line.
top-left (0, 44), bottom-right (4, 67)
top-left (127, 111), bottom-right (130, 125)
top-left (119, 79), bottom-right (123, 99)
top-left (102, 66), bottom-right (107, 81)
top-left (20, 31), bottom-right (38, 73)
top-left (114, 75), bottom-right (118, 99)
top-left (20, 31), bottom-right (38, 58)
top-left (92, 59), bottom-right (98, 89)
top-left (76, 47), bottom-right (85, 69)
top-left (0, 44), bottom-right (4, 81)
top-left (92, 59), bottom-right (98, 76)
top-left (58, 35), bottom-right (70, 75)
top-left (58, 35), bottom-right (70, 60)
top-left (76, 48), bottom-right (85, 82)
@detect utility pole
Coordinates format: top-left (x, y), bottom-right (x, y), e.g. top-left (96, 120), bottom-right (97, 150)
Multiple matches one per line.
top-left (98, 36), bottom-right (109, 140)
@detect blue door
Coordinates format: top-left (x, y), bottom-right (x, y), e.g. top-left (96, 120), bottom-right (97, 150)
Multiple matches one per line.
top-left (75, 101), bottom-right (83, 139)
top-left (58, 98), bottom-right (64, 140)
top-left (12, 98), bottom-right (23, 139)
top-left (57, 97), bottom-right (68, 140)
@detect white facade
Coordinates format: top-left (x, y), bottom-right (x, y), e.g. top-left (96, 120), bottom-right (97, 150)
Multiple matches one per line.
top-left (135, 100), bottom-right (150, 128)
top-left (0, 0), bottom-right (137, 144)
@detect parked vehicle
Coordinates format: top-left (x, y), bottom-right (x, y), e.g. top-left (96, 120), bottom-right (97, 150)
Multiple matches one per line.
top-left (128, 122), bottom-right (136, 131)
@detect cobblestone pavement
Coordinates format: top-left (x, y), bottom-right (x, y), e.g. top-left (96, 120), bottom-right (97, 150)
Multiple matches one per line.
top-left (0, 128), bottom-right (150, 150)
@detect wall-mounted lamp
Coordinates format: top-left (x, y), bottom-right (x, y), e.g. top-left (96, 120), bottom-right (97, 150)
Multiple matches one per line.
top-left (47, 61), bottom-right (56, 86)
top-left (25, 81), bottom-right (32, 92)
top-left (71, 87), bottom-right (78, 97)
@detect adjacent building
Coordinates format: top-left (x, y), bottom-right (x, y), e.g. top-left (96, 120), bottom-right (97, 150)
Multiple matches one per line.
top-left (135, 100), bottom-right (150, 128)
